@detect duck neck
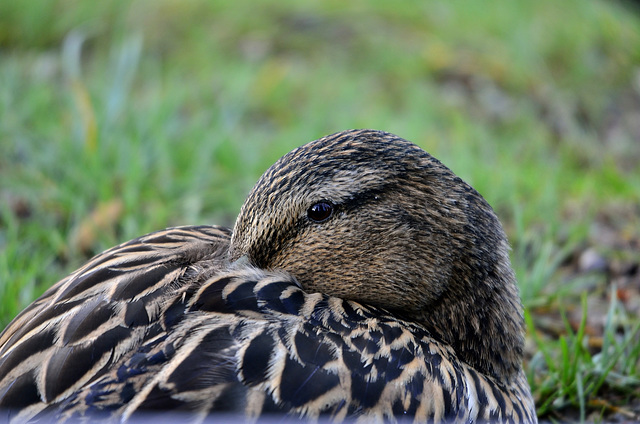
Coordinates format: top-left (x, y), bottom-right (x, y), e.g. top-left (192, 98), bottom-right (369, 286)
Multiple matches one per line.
top-left (419, 260), bottom-right (525, 384)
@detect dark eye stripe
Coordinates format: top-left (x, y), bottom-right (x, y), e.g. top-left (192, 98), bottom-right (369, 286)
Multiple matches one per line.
top-left (307, 202), bottom-right (333, 223)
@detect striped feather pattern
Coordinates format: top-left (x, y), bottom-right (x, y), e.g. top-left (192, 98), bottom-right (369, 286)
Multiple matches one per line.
top-left (0, 226), bottom-right (231, 422)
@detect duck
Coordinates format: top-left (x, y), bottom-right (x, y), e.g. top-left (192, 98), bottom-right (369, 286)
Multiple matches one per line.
top-left (0, 129), bottom-right (537, 423)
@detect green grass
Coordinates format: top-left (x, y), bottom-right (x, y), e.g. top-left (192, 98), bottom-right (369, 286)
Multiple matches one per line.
top-left (1, 0), bottom-right (640, 420)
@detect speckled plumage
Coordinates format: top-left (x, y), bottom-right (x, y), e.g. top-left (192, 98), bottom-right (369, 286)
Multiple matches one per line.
top-left (0, 129), bottom-right (537, 423)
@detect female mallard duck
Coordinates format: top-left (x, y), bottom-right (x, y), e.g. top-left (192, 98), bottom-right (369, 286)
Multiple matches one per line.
top-left (0, 129), bottom-right (536, 423)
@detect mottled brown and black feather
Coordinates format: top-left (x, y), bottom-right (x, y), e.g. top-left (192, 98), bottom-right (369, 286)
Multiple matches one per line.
top-left (0, 225), bottom-right (231, 422)
top-left (44, 269), bottom-right (534, 423)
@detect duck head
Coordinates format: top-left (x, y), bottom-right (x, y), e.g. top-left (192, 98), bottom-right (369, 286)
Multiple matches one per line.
top-left (230, 129), bottom-right (524, 384)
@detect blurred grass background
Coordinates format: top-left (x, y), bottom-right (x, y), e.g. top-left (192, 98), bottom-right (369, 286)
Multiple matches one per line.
top-left (1, 0), bottom-right (639, 421)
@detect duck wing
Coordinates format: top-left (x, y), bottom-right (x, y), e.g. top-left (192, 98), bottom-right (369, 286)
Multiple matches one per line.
top-left (0, 225), bottom-right (232, 421)
top-left (53, 270), bottom-right (534, 423)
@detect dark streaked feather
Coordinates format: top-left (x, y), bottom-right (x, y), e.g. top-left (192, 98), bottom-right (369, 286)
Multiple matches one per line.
top-left (39, 269), bottom-right (535, 423)
top-left (0, 225), bottom-right (231, 421)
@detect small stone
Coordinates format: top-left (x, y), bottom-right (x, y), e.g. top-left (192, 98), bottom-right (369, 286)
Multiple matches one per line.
top-left (578, 248), bottom-right (608, 273)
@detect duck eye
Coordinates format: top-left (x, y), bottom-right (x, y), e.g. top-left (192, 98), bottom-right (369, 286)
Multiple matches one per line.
top-left (307, 202), bottom-right (333, 223)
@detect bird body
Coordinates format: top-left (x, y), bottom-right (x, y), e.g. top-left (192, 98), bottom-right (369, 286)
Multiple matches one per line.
top-left (0, 130), bottom-right (537, 423)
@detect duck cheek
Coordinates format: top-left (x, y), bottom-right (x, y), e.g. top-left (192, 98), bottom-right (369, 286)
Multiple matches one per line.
top-left (271, 245), bottom-right (354, 298)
